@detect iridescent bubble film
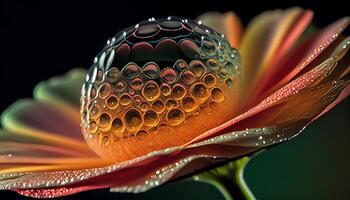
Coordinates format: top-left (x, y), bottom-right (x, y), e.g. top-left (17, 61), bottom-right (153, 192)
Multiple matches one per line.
top-left (81, 17), bottom-right (241, 161)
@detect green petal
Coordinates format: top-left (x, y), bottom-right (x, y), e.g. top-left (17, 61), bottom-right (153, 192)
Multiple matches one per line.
top-left (33, 68), bottom-right (87, 110)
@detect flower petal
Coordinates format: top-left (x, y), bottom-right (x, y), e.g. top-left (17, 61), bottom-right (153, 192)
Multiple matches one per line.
top-left (196, 11), bottom-right (243, 48)
top-left (239, 7), bottom-right (313, 103)
top-left (0, 99), bottom-right (91, 154)
top-left (34, 68), bottom-right (86, 111)
top-left (260, 17), bottom-right (349, 98)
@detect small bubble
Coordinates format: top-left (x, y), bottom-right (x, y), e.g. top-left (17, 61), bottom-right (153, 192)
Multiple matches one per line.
top-left (181, 96), bottom-right (197, 112)
top-left (89, 104), bottom-right (101, 119)
top-left (142, 62), bottom-right (160, 79)
top-left (98, 83), bottom-right (112, 98)
top-left (166, 99), bottom-right (178, 109)
top-left (131, 77), bottom-right (143, 90)
top-left (111, 118), bottom-right (124, 136)
top-left (160, 67), bottom-right (178, 84)
top-left (180, 70), bottom-right (195, 85)
top-left (121, 63), bottom-right (140, 79)
top-left (167, 108), bottom-right (185, 126)
top-left (211, 87), bottom-right (224, 103)
top-left (203, 73), bottom-right (216, 87)
top-left (99, 113), bottom-right (112, 129)
top-left (142, 80), bottom-right (161, 101)
top-left (106, 95), bottom-right (119, 109)
top-left (189, 60), bottom-right (206, 77)
top-left (106, 68), bottom-right (120, 82)
top-left (140, 102), bottom-right (150, 111)
top-left (152, 99), bottom-right (166, 113)
top-left (120, 93), bottom-right (132, 105)
top-left (88, 121), bottom-right (98, 134)
top-left (172, 84), bottom-right (186, 100)
top-left (116, 80), bottom-right (126, 93)
top-left (225, 78), bottom-right (234, 87)
top-left (160, 83), bottom-right (172, 96)
top-left (144, 110), bottom-right (158, 127)
top-left (174, 59), bottom-right (188, 71)
top-left (206, 58), bottom-right (219, 72)
top-left (123, 108), bottom-right (143, 132)
top-left (190, 82), bottom-right (209, 102)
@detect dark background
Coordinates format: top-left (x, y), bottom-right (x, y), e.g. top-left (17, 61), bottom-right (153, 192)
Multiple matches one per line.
top-left (0, 0), bottom-right (349, 199)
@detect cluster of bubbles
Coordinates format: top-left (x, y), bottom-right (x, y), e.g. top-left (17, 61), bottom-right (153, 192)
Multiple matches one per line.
top-left (80, 16), bottom-right (241, 151)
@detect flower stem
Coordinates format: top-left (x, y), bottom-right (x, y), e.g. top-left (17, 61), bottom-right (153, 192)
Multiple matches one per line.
top-left (188, 151), bottom-right (263, 200)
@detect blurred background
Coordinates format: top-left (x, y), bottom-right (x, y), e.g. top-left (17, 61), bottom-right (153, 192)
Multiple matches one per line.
top-left (0, 0), bottom-right (349, 199)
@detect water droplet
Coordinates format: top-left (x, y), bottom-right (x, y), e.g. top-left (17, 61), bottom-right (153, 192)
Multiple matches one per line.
top-left (89, 104), bottom-right (101, 119)
top-left (160, 68), bottom-right (178, 84)
top-left (167, 108), bottom-right (185, 126)
top-left (142, 62), bottom-right (160, 79)
top-left (99, 113), bottom-right (111, 129)
top-left (98, 83), bottom-right (112, 98)
top-left (174, 59), bottom-right (188, 71)
top-left (166, 99), bottom-right (178, 109)
top-left (111, 118), bottom-right (124, 136)
top-left (144, 110), bottom-right (158, 127)
top-left (181, 96), bottom-right (197, 112)
top-left (203, 73), bottom-right (216, 87)
top-left (131, 77), bottom-right (143, 90)
top-left (120, 93), bottom-right (132, 106)
top-left (123, 108), bottom-right (143, 132)
top-left (206, 58), bottom-right (219, 72)
top-left (151, 99), bottom-right (165, 113)
top-left (211, 87), bottom-right (224, 103)
top-left (160, 83), bottom-right (172, 96)
top-left (190, 82), bottom-right (209, 102)
top-left (140, 102), bottom-right (150, 111)
top-left (142, 80), bottom-right (160, 101)
top-left (106, 95), bottom-right (119, 109)
top-left (180, 70), bottom-right (195, 85)
top-left (116, 80), bottom-right (126, 93)
top-left (172, 83), bottom-right (186, 100)
top-left (225, 78), bottom-right (234, 88)
top-left (88, 121), bottom-right (98, 134)
top-left (121, 63), bottom-right (140, 79)
top-left (106, 67), bottom-right (120, 82)
top-left (189, 60), bottom-right (206, 77)
top-left (201, 39), bottom-right (216, 55)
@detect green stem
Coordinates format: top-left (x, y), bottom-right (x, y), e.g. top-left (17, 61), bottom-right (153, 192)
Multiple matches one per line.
top-left (187, 151), bottom-right (263, 200)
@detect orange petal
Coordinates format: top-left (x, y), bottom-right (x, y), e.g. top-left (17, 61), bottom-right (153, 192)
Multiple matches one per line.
top-left (196, 11), bottom-right (243, 48)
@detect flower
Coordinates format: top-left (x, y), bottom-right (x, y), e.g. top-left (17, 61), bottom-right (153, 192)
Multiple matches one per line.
top-left (0, 7), bottom-right (349, 198)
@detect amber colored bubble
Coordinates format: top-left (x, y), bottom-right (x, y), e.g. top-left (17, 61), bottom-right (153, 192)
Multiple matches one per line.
top-left (116, 80), bottom-right (126, 93)
top-left (174, 59), bottom-right (188, 71)
top-left (218, 68), bottom-right (228, 79)
top-left (134, 95), bottom-right (142, 104)
top-left (225, 78), bottom-right (234, 88)
top-left (211, 87), bottom-right (225, 103)
top-left (142, 62), bottom-right (160, 79)
top-left (203, 73), bottom-right (216, 87)
top-left (166, 99), bottom-right (178, 109)
top-left (111, 118), bottom-right (124, 137)
top-left (142, 80), bottom-right (160, 101)
top-left (140, 102), bottom-right (150, 111)
top-left (201, 39), bottom-right (216, 55)
top-left (167, 108), bottom-right (185, 126)
top-left (98, 83), bottom-right (112, 98)
top-left (88, 121), bottom-right (98, 134)
top-left (106, 95), bottom-right (119, 109)
top-left (123, 108), bottom-right (143, 132)
top-left (99, 113), bottom-right (112, 129)
top-left (131, 77), bottom-right (143, 90)
top-left (180, 70), bottom-right (195, 85)
top-left (189, 60), bottom-right (206, 77)
top-left (160, 83), bottom-right (171, 96)
top-left (206, 58), bottom-right (219, 71)
top-left (172, 83), bottom-right (186, 100)
top-left (151, 99), bottom-right (165, 113)
top-left (181, 96), bottom-right (197, 112)
top-left (160, 67), bottom-right (178, 84)
top-left (106, 67), bottom-right (120, 82)
top-left (120, 93), bottom-right (132, 106)
top-left (89, 104), bottom-right (101, 119)
top-left (101, 135), bottom-right (110, 146)
top-left (144, 110), bottom-right (158, 127)
top-left (89, 87), bottom-right (97, 99)
top-left (190, 82), bottom-right (209, 102)
top-left (121, 63), bottom-right (140, 79)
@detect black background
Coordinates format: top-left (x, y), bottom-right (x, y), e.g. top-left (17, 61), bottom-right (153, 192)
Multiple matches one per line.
top-left (0, 0), bottom-right (349, 199)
